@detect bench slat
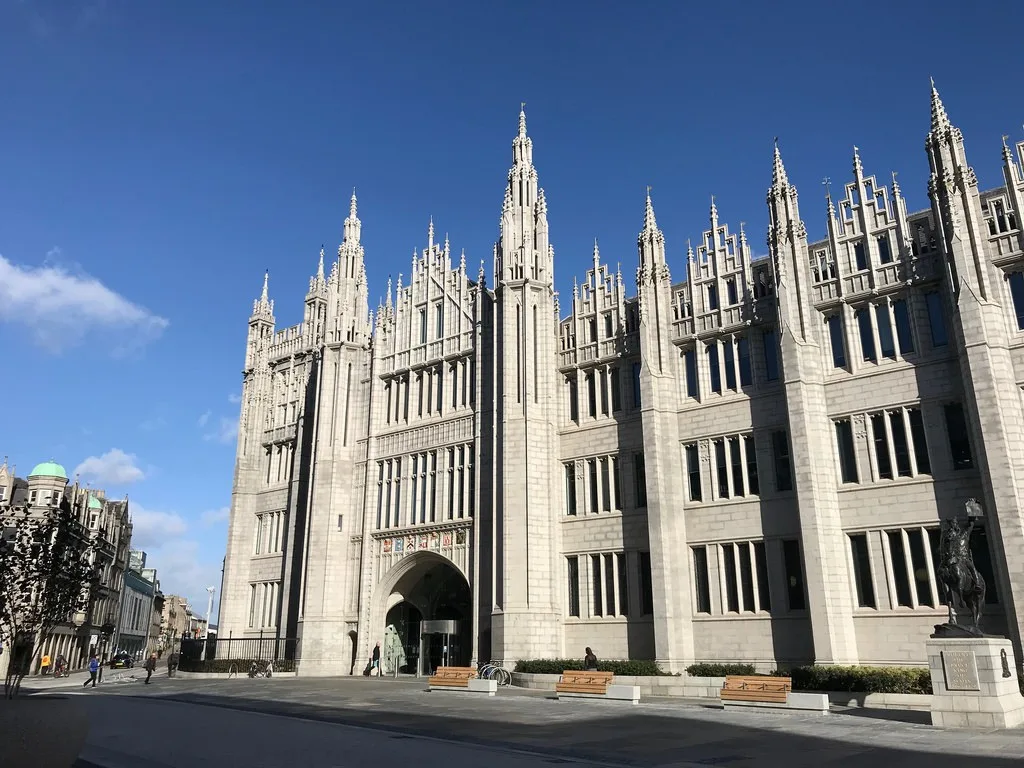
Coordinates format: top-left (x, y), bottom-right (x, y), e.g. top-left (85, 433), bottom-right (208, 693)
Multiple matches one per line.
top-left (720, 675), bottom-right (791, 704)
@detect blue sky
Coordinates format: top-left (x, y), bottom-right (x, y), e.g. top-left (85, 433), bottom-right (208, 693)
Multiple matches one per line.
top-left (1, 0), bottom-right (1021, 615)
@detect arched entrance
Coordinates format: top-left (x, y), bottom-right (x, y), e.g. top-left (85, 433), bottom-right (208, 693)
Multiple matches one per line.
top-left (373, 552), bottom-right (472, 676)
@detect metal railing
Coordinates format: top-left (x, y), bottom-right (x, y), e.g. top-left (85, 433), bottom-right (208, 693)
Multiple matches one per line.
top-left (179, 636), bottom-right (299, 663)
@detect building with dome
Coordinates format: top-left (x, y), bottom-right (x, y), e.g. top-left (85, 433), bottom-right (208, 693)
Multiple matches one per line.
top-left (218, 86), bottom-right (1024, 677)
top-left (0, 458), bottom-right (133, 675)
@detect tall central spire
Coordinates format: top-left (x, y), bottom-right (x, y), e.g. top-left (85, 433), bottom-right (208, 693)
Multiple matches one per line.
top-left (497, 104), bottom-right (550, 285)
top-left (772, 138), bottom-right (789, 189)
top-left (930, 77), bottom-right (950, 136)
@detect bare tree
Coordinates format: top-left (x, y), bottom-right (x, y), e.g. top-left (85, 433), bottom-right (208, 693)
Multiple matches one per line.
top-left (0, 497), bottom-right (99, 698)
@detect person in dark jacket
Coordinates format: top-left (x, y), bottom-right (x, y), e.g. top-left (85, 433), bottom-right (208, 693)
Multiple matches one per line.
top-left (371, 642), bottom-right (381, 676)
top-left (144, 653), bottom-right (157, 684)
top-left (167, 651), bottom-right (179, 678)
top-left (584, 647), bottom-right (598, 671)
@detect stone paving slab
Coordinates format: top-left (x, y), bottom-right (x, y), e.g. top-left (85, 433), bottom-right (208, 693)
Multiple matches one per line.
top-left (90, 676), bottom-right (1024, 767)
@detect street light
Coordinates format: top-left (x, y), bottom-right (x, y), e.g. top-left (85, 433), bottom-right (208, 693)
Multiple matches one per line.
top-left (200, 586), bottom-right (215, 662)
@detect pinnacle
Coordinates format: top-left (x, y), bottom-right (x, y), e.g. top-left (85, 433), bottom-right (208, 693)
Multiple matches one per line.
top-left (260, 270), bottom-right (269, 302)
top-left (349, 188), bottom-right (358, 219)
top-left (317, 246), bottom-right (325, 280)
top-left (772, 138), bottom-right (789, 188)
top-left (642, 189), bottom-right (659, 234)
top-left (852, 145), bottom-right (863, 176)
top-left (519, 102), bottom-right (527, 137)
top-left (930, 77), bottom-right (950, 134)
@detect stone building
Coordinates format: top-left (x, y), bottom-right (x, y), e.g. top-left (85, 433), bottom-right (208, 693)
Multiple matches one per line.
top-left (0, 459), bottom-right (133, 672)
top-left (218, 85), bottom-right (1024, 676)
top-left (113, 551), bottom-right (158, 660)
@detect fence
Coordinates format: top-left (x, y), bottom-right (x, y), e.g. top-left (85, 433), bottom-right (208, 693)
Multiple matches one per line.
top-left (179, 636), bottom-right (299, 664)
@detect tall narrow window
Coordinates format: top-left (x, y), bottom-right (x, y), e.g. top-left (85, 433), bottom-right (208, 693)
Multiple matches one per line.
top-left (745, 436), bottom-right (759, 495)
top-left (729, 436), bottom-right (745, 497)
top-left (568, 377), bottom-right (579, 422)
top-left (870, 413), bottom-right (893, 479)
top-left (877, 234), bottom-right (892, 264)
top-left (567, 557), bottom-right (580, 617)
top-left (907, 529), bottom-right (935, 607)
top-left (908, 408), bottom-right (931, 474)
top-left (944, 403), bottom-right (974, 470)
top-left (601, 458), bottom-right (611, 512)
top-left (772, 430), bottom-right (793, 492)
top-left (639, 552), bottom-right (654, 615)
top-left (889, 410), bottom-right (912, 477)
top-left (684, 350), bottom-right (699, 398)
top-left (723, 341), bottom-right (736, 390)
top-left (726, 279), bottom-right (738, 305)
top-left (737, 337), bottom-right (752, 387)
top-left (616, 553), bottom-right (629, 617)
top-left (1008, 272), bottom-right (1024, 330)
top-left (925, 291), bottom-right (948, 347)
top-left (827, 315), bottom-right (846, 368)
top-left (782, 539), bottom-right (806, 610)
top-left (693, 546), bottom-right (711, 613)
top-left (835, 419), bottom-right (859, 483)
top-left (604, 553), bottom-right (616, 615)
top-left (610, 367), bottom-right (622, 412)
top-left (854, 241), bottom-right (867, 271)
top-left (753, 542), bottom-right (771, 611)
top-left (591, 554), bottom-right (603, 617)
top-left (590, 317), bottom-right (597, 343)
top-left (634, 453), bottom-right (647, 507)
top-left (588, 459), bottom-right (599, 513)
top-left (565, 463), bottom-right (576, 516)
top-left (722, 544), bottom-right (739, 612)
top-left (612, 456), bottom-right (621, 510)
top-left (685, 443), bottom-right (702, 501)
top-left (632, 362), bottom-right (642, 408)
top-left (708, 343), bottom-right (721, 393)
top-left (887, 531), bottom-right (913, 607)
top-left (516, 306), bottom-right (522, 403)
top-left (419, 308), bottom-right (427, 344)
top-left (604, 313), bottom-right (613, 338)
top-left (587, 373), bottom-right (596, 417)
top-left (849, 534), bottom-right (876, 608)
top-left (763, 330), bottom-right (779, 381)
top-left (707, 283), bottom-right (719, 311)
top-left (599, 369), bottom-right (609, 415)
top-left (856, 308), bottom-right (876, 362)
top-left (876, 304), bottom-right (896, 359)
top-left (738, 542), bottom-right (755, 612)
top-left (435, 303), bottom-right (443, 339)
top-left (715, 439), bottom-right (729, 498)
top-left (893, 299), bottom-right (914, 353)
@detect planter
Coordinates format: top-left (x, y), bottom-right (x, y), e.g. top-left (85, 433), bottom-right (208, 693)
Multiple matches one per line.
top-left (512, 672), bottom-right (720, 700)
top-left (825, 691), bottom-right (932, 711)
top-left (0, 694), bottom-right (89, 768)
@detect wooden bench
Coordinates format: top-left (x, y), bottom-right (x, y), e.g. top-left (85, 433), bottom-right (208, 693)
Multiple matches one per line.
top-left (428, 666), bottom-right (477, 688)
top-left (720, 675), bottom-right (792, 705)
top-left (555, 670), bottom-right (639, 704)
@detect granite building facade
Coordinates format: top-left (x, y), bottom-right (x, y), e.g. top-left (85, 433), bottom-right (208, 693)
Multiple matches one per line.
top-left (218, 86), bottom-right (1024, 675)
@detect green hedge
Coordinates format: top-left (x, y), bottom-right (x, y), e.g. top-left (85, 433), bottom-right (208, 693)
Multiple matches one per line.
top-left (178, 658), bottom-right (297, 674)
top-left (514, 659), bottom-right (667, 676)
top-left (685, 663), bottom-right (756, 677)
top-left (790, 665), bottom-right (932, 695)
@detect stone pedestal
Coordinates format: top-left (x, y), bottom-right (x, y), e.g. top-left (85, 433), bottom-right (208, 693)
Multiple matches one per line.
top-left (927, 637), bottom-right (1024, 729)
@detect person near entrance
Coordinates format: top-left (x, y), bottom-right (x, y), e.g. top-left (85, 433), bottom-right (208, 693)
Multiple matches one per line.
top-left (371, 642), bottom-right (381, 676)
top-left (40, 653), bottom-right (51, 676)
top-left (584, 647), bottom-right (599, 671)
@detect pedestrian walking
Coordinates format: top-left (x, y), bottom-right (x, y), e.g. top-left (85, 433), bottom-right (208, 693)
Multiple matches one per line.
top-left (54, 654), bottom-right (67, 678)
top-left (83, 655), bottom-right (99, 688)
top-left (144, 652), bottom-right (157, 684)
top-left (371, 642), bottom-right (381, 676)
top-left (584, 647), bottom-right (598, 671)
top-left (40, 653), bottom-right (51, 676)
top-left (167, 651), bottom-right (178, 678)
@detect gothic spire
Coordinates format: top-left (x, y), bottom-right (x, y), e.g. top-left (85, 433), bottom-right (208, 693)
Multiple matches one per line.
top-left (518, 102), bottom-right (527, 138)
top-left (252, 270), bottom-right (274, 319)
top-left (642, 187), bottom-right (658, 234)
top-left (853, 145), bottom-right (863, 177)
top-left (317, 246), bottom-right (325, 280)
top-left (772, 138), bottom-right (789, 189)
top-left (592, 239), bottom-right (601, 271)
top-left (930, 77), bottom-right (951, 136)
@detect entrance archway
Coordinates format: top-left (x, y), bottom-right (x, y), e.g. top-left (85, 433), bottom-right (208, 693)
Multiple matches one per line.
top-left (372, 552), bottom-right (472, 675)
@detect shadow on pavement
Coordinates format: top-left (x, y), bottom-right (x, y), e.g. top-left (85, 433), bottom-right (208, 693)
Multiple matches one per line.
top-left (130, 689), bottom-right (1022, 768)
top-left (834, 706), bottom-right (932, 725)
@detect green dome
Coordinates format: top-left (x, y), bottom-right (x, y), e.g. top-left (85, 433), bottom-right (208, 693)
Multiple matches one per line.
top-left (88, 495), bottom-right (103, 509)
top-left (29, 462), bottom-right (68, 480)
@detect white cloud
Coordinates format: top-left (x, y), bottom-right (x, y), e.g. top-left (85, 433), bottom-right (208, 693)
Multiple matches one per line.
top-left (200, 506), bottom-right (230, 527)
top-left (0, 252), bottom-right (169, 355)
top-left (227, 392), bottom-right (241, 404)
top-left (203, 416), bottom-right (238, 445)
top-left (129, 502), bottom-right (188, 549)
top-left (74, 448), bottom-right (145, 485)
top-left (197, 410), bottom-right (212, 427)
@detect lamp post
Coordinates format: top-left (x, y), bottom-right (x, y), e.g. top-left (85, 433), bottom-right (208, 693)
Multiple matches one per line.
top-left (200, 586), bottom-right (215, 661)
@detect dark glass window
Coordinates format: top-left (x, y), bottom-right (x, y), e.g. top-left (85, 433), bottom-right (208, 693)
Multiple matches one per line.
top-left (567, 557), bottom-right (580, 616)
top-left (925, 292), bottom-right (948, 347)
top-left (871, 413), bottom-right (893, 479)
top-left (684, 350), bottom-right (699, 398)
top-left (737, 337), bottom-right (752, 386)
top-left (729, 437), bottom-right (745, 497)
top-left (782, 539), bottom-right (806, 610)
top-left (588, 459), bottom-right (599, 512)
top-left (835, 419), bottom-right (859, 483)
top-left (726, 279), bottom-right (738, 305)
top-left (587, 373), bottom-right (597, 417)
top-left (893, 299), bottom-right (914, 353)
top-left (856, 308), bottom-right (877, 362)
top-left (616, 553), bottom-right (629, 617)
top-left (908, 408), bottom-right (931, 475)
top-left (565, 463), bottom-right (576, 516)
top-left (763, 329), bottom-right (780, 381)
top-left (854, 241), bottom-right (867, 271)
top-left (772, 430), bottom-right (793, 492)
top-left (944, 403), bottom-right (974, 470)
top-left (849, 534), bottom-right (876, 608)
top-left (715, 439), bottom-right (729, 498)
top-left (612, 456), bottom-right (621, 510)
top-left (827, 315), bottom-right (846, 368)
top-left (604, 553), bottom-right (616, 615)
top-left (876, 304), bottom-right (896, 359)
top-left (745, 437), bottom-right (759, 495)
top-left (708, 283), bottom-right (719, 311)
top-left (639, 551), bottom-right (654, 615)
top-left (877, 235), bottom-right (892, 264)
top-left (887, 530), bottom-right (913, 607)
top-left (907, 529), bottom-right (935, 607)
top-left (591, 554), bottom-right (603, 616)
top-left (568, 378), bottom-right (579, 422)
top-left (634, 453), bottom-right (647, 507)
top-left (738, 541), bottom-right (755, 612)
top-left (1009, 272), bottom-right (1024, 330)
top-left (708, 344), bottom-right (722, 393)
top-left (610, 367), bottom-right (622, 412)
top-left (890, 411), bottom-right (912, 477)
top-left (753, 542), bottom-right (771, 611)
top-left (632, 362), bottom-right (642, 408)
top-left (723, 341), bottom-right (736, 390)
top-left (722, 544), bottom-right (739, 612)
top-left (686, 443), bottom-right (702, 501)
top-left (693, 546), bottom-right (711, 614)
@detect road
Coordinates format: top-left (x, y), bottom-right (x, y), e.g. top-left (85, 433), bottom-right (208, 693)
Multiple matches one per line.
top-left (16, 673), bottom-right (1024, 767)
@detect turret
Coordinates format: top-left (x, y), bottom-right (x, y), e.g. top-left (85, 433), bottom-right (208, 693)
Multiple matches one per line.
top-left (767, 141), bottom-right (813, 342)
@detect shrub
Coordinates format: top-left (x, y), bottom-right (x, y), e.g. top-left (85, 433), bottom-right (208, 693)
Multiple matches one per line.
top-left (178, 658), bottom-right (296, 674)
top-left (685, 663), bottom-right (756, 677)
top-left (789, 665), bottom-right (932, 695)
top-left (514, 659), bottom-right (667, 676)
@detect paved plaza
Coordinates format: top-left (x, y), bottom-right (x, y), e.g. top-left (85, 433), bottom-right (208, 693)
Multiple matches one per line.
top-left (17, 674), bottom-right (1024, 767)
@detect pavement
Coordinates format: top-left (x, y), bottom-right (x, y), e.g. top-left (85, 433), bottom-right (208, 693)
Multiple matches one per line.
top-left (16, 674), bottom-right (1024, 767)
